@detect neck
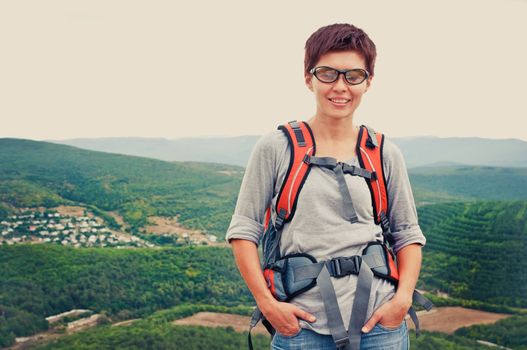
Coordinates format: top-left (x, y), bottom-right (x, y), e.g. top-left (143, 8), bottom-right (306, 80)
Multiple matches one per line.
top-left (307, 114), bottom-right (358, 142)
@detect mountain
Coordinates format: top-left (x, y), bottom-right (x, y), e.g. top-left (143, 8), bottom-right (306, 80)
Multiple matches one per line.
top-left (394, 136), bottom-right (527, 168)
top-left (2, 138), bottom-right (527, 237)
top-left (52, 136), bottom-right (260, 167)
top-left (0, 138), bottom-right (243, 236)
top-left (51, 135), bottom-right (527, 168)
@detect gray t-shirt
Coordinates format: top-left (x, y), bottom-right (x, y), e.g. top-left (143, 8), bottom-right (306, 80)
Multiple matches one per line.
top-left (226, 128), bottom-right (426, 334)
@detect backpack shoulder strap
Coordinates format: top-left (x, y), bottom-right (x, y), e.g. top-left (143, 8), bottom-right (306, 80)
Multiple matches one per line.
top-left (273, 120), bottom-right (316, 230)
top-left (356, 125), bottom-right (391, 234)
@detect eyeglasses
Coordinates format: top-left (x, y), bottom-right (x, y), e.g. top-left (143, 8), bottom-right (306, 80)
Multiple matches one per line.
top-left (309, 66), bottom-right (370, 85)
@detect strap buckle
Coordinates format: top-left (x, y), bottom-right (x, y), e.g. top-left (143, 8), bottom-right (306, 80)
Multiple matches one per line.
top-left (328, 256), bottom-right (361, 278)
top-left (334, 337), bottom-right (350, 349)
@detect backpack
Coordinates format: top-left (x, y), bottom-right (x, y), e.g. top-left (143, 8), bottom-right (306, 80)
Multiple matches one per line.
top-left (248, 120), bottom-right (432, 350)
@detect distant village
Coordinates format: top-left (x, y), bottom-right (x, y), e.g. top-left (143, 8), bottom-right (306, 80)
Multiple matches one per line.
top-left (0, 210), bottom-right (155, 248)
top-left (0, 209), bottom-right (220, 248)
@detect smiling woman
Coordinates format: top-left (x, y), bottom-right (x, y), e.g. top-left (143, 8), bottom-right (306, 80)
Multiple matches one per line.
top-left (227, 23), bottom-right (426, 350)
top-left (305, 51), bottom-right (371, 136)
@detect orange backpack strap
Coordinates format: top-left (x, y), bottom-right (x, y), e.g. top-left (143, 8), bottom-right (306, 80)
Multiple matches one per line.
top-left (356, 125), bottom-right (393, 244)
top-left (274, 121), bottom-right (316, 229)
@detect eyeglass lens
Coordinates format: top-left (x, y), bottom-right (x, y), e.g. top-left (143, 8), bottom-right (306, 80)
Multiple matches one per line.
top-left (315, 67), bottom-right (367, 85)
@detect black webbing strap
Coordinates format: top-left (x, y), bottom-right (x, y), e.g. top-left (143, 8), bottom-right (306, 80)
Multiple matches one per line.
top-left (347, 261), bottom-right (374, 350)
top-left (334, 163), bottom-right (359, 224)
top-left (379, 211), bottom-right (395, 246)
top-left (303, 155), bottom-right (375, 180)
top-left (292, 257), bottom-right (378, 350)
top-left (303, 155), bottom-right (337, 168)
top-left (303, 155), bottom-right (360, 224)
top-left (408, 291), bottom-right (434, 337)
top-left (316, 265), bottom-right (351, 349)
top-left (292, 254), bottom-right (384, 282)
top-left (274, 208), bottom-right (287, 230)
top-left (266, 209), bottom-right (287, 264)
top-left (407, 306), bottom-right (420, 337)
top-left (313, 261), bottom-right (374, 350)
top-left (304, 155), bottom-right (374, 180)
top-left (293, 257), bottom-right (358, 282)
top-left (248, 307), bottom-right (263, 350)
top-left (412, 290), bottom-right (434, 311)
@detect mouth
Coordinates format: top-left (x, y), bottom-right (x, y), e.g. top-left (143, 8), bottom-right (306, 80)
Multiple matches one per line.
top-left (328, 98), bottom-right (351, 105)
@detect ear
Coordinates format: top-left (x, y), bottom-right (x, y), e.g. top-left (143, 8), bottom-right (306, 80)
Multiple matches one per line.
top-left (305, 74), bottom-right (314, 92)
top-left (364, 75), bottom-right (373, 93)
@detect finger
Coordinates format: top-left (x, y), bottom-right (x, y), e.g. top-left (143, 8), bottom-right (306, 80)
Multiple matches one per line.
top-left (293, 307), bottom-right (317, 323)
top-left (361, 313), bottom-right (381, 333)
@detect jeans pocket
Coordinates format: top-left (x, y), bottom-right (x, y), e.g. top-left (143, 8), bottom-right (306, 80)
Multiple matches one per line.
top-left (277, 327), bottom-right (303, 338)
top-left (375, 320), bottom-right (406, 332)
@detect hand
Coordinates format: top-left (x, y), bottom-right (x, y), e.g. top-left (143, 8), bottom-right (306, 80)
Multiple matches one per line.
top-left (361, 295), bottom-right (411, 333)
top-left (260, 300), bottom-right (316, 336)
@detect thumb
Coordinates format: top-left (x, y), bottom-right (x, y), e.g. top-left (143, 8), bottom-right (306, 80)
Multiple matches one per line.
top-left (293, 307), bottom-right (317, 323)
top-left (361, 313), bottom-right (381, 333)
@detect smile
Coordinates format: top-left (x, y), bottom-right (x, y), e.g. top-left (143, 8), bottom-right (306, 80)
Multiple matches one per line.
top-left (328, 98), bottom-right (351, 105)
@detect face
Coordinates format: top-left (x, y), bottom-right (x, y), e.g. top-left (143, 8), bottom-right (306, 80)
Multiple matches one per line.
top-left (305, 50), bottom-right (372, 122)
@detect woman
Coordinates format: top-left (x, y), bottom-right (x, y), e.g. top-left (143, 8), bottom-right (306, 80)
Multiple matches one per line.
top-left (226, 23), bottom-right (426, 350)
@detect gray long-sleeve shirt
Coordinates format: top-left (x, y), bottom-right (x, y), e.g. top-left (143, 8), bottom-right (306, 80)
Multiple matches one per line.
top-left (226, 128), bottom-right (426, 334)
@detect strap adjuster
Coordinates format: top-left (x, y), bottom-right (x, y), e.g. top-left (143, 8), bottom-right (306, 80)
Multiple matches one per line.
top-left (334, 337), bottom-right (350, 349)
top-left (379, 212), bottom-right (390, 232)
top-left (289, 121), bottom-right (306, 147)
top-left (275, 208), bottom-right (287, 230)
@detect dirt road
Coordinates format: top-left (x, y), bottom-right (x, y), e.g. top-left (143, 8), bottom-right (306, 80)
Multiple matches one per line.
top-left (172, 307), bottom-right (511, 336)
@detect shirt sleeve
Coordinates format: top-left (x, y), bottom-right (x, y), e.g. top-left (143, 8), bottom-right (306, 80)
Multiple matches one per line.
top-left (382, 138), bottom-right (426, 254)
top-left (225, 131), bottom-right (286, 246)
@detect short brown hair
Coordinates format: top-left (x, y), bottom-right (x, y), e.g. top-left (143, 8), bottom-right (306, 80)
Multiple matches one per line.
top-left (304, 23), bottom-right (377, 77)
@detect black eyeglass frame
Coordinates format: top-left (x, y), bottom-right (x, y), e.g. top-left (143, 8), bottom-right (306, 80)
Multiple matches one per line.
top-left (309, 66), bottom-right (370, 85)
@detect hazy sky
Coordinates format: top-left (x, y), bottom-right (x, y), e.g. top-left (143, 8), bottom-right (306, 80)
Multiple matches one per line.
top-left (1, 0), bottom-right (526, 141)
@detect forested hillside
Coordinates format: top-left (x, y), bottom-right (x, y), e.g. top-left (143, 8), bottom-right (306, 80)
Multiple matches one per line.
top-left (2, 198), bottom-right (527, 347)
top-left (410, 166), bottom-right (527, 203)
top-left (3, 138), bottom-right (527, 239)
top-left (2, 138), bottom-right (527, 349)
top-left (0, 244), bottom-right (251, 347)
top-left (418, 201), bottom-right (527, 307)
top-left (0, 138), bottom-right (243, 236)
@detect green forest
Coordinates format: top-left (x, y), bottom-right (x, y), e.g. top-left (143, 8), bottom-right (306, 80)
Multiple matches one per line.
top-left (2, 201), bottom-right (527, 349)
top-left (0, 244), bottom-right (253, 346)
top-left (417, 201), bottom-right (527, 307)
top-left (1, 138), bottom-right (527, 349)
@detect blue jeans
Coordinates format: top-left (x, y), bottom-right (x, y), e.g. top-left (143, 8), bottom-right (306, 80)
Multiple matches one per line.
top-left (271, 321), bottom-right (409, 350)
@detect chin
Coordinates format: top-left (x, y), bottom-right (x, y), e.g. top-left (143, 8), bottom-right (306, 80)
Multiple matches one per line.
top-left (325, 110), bottom-right (354, 121)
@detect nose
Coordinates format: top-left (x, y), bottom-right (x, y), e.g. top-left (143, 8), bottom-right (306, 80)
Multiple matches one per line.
top-left (332, 73), bottom-right (348, 91)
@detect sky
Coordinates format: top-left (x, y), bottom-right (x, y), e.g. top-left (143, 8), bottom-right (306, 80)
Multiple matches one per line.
top-left (1, 0), bottom-right (526, 141)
